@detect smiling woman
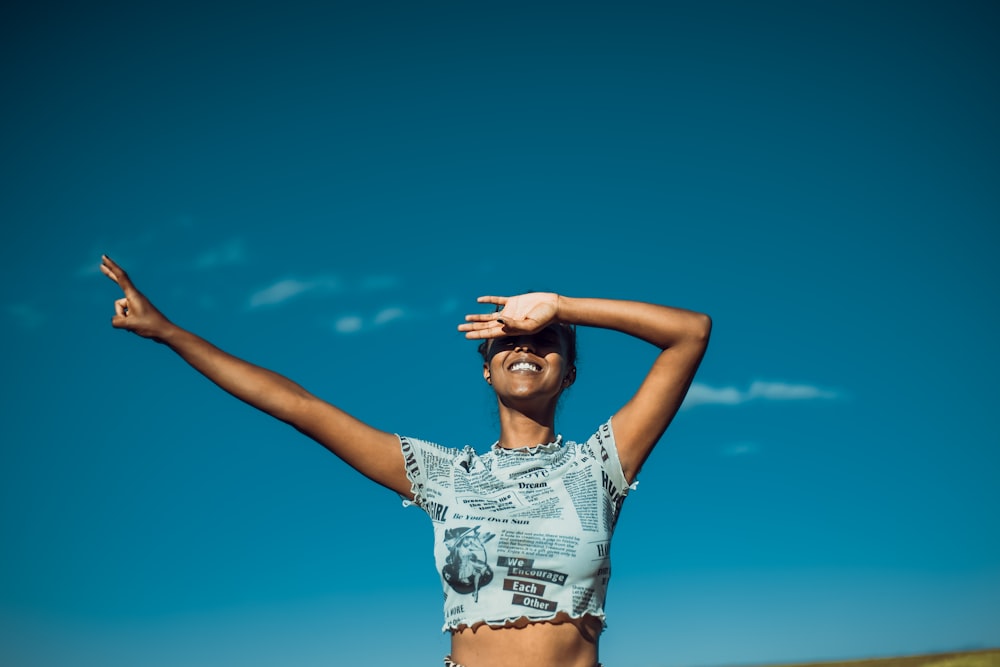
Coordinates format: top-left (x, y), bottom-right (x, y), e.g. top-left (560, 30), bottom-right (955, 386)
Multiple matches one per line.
top-left (100, 256), bottom-right (710, 667)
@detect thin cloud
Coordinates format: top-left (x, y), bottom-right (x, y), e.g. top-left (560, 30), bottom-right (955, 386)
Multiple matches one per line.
top-left (746, 381), bottom-right (838, 401)
top-left (248, 277), bottom-right (342, 309)
top-left (332, 306), bottom-right (411, 335)
top-left (80, 216), bottom-right (201, 277)
top-left (722, 441), bottom-right (760, 457)
top-left (683, 380), bottom-right (840, 409)
top-left (684, 383), bottom-right (745, 406)
top-left (247, 272), bottom-right (400, 310)
top-left (333, 315), bottom-right (364, 334)
top-left (77, 259), bottom-right (104, 277)
top-left (373, 307), bottom-right (406, 325)
top-left (194, 238), bottom-right (247, 269)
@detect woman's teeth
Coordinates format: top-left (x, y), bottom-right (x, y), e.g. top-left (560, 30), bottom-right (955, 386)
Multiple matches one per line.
top-left (510, 362), bottom-right (541, 372)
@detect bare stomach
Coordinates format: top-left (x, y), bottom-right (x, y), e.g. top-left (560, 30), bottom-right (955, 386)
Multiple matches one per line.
top-left (449, 613), bottom-right (603, 667)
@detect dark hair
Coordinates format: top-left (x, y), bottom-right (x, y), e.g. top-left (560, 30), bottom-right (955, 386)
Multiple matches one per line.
top-left (477, 323), bottom-right (577, 366)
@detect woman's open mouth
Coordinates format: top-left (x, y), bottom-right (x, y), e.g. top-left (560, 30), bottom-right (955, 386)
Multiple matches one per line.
top-left (508, 361), bottom-right (542, 372)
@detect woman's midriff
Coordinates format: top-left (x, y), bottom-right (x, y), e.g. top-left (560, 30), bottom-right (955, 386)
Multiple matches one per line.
top-left (449, 612), bottom-right (603, 667)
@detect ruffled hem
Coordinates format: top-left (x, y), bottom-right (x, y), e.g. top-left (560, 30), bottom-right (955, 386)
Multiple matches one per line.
top-left (442, 610), bottom-right (606, 634)
top-left (490, 435), bottom-right (564, 456)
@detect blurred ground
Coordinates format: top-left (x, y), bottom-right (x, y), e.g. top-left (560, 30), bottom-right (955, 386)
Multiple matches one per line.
top-left (746, 649), bottom-right (1000, 667)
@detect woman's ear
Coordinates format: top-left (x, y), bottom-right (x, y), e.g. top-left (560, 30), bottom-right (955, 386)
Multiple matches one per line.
top-left (562, 365), bottom-right (577, 388)
top-left (483, 362), bottom-right (492, 384)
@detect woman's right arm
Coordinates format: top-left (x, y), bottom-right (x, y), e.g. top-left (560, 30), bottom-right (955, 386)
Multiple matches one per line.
top-left (100, 255), bottom-right (411, 497)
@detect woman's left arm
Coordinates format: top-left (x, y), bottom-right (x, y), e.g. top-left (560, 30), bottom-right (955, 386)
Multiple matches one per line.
top-left (557, 296), bottom-right (711, 483)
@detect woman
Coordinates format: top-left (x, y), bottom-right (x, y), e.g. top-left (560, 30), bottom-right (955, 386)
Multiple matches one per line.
top-left (100, 254), bottom-right (710, 667)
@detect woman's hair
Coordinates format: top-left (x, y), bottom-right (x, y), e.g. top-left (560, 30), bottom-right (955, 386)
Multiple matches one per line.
top-left (477, 323), bottom-right (578, 367)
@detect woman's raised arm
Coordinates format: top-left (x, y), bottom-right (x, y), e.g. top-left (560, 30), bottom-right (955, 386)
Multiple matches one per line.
top-left (100, 255), bottom-right (411, 496)
top-left (460, 293), bottom-right (710, 483)
top-left (560, 297), bottom-right (710, 482)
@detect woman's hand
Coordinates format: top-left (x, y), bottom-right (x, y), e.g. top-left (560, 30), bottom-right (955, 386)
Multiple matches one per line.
top-left (459, 293), bottom-right (560, 339)
top-left (100, 255), bottom-right (174, 340)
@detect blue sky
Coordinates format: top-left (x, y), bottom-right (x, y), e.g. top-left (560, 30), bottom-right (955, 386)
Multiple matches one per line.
top-left (1, 2), bottom-right (998, 666)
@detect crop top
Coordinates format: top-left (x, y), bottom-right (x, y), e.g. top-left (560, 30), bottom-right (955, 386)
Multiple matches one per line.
top-left (399, 419), bottom-right (634, 632)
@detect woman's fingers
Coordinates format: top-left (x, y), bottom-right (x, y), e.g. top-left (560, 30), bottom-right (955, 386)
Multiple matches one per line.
top-left (459, 321), bottom-right (506, 339)
top-left (463, 312), bottom-right (500, 323)
top-left (458, 319), bottom-right (500, 332)
top-left (460, 302), bottom-right (510, 339)
top-left (101, 255), bottom-right (132, 290)
top-left (101, 255), bottom-right (140, 295)
top-left (460, 294), bottom-right (557, 338)
top-left (99, 261), bottom-right (120, 285)
top-left (111, 297), bottom-right (132, 329)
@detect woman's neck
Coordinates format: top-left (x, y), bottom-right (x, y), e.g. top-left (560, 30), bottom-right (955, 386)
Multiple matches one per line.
top-left (495, 406), bottom-right (557, 450)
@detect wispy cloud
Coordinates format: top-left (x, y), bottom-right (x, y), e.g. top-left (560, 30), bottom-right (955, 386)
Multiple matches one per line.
top-left (684, 383), bottom-right (745, 406)
top-left (247, 277), bottom-right (343, 308)
top-left (194, 238), bottom-right (247, 269)
top-left (80, 223), bottom-right (244, 281)
top-left (329, 295), bottom-right (465, 335)
top-left (80, 216), bottom-right (199, 277)
top-left (77, 259), bottom-right (103, 277)
top-left (745, 381), bottom-right (838, 401)
top-left (722, 441), bottom-right (760, 457)
top-left (333, 315), bottom-right (364, 334)
top-left (332, 306), bottom-right (411, 335)
top-left (683, 380), bottom-right (840, 409)
top-left (373, 307), bottom-right (406, 326)
top-left (5, 303), bottom-right (46, 330)
top-left (246, 272), bottom-right (403, 310)
top-left (247, 270), bottom-right (452, 334)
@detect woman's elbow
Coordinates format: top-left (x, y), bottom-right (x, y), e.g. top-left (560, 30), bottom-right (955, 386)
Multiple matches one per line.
top-left (690, 312), bottom-right (712, 344)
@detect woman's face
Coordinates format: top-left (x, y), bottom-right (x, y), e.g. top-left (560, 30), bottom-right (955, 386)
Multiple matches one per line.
top-left (482, 325), bottom-right (576, 403)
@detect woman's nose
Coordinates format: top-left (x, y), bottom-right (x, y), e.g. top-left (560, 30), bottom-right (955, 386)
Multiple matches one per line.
top-left (512, 337), bottom-right (535, 352)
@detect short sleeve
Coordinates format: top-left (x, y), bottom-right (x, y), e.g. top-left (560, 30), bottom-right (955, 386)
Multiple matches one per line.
top-left (591, 418), bottom-right (636, 498)
top-left (397, 434), bottom-right (464, 511)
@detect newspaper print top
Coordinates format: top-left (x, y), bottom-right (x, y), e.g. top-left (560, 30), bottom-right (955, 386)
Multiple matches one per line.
top-left (400, 420), bottom-right (634, 632)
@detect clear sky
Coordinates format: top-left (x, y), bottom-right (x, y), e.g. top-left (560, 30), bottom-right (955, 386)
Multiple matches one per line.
top-left (1, 2), bottom-right (998, 666)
